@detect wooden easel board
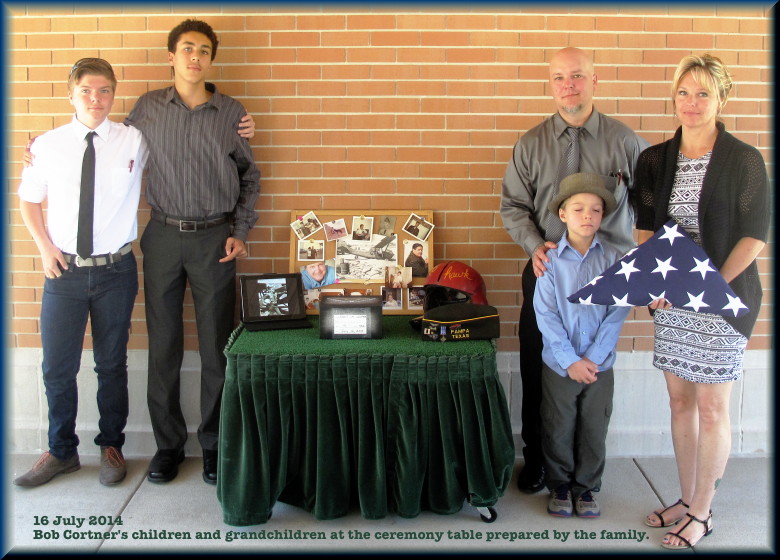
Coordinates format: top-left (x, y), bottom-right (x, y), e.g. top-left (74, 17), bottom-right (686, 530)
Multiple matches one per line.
top-left (289, 210), bottom-right (435, 315)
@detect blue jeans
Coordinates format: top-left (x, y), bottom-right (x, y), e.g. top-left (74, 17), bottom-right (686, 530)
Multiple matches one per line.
top-left (40, 252), bottom-right (138, 460)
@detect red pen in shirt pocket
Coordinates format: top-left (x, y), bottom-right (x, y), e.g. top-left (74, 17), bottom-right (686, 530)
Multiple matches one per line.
top-left (129, 160), bottom-right (134, 173)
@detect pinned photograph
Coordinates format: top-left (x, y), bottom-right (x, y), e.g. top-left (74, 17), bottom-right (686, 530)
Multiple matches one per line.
top-left (402, 213), bottom-right (434, 242)
top-left (344, 288), bottom-right (374, 297)
top-left (382, 287), bottom-right (402, 309)
top-left (377, 215), bottom-right (396, 236)
top-left (300, 259), bottom-right (338, 289)
top-left (385, 266), bottom-right (411, 289)
top-left (323, 218), bottom-right (349, 241)
top-left (408, 286), bottom-right (426, 310)
top-left (298, 239), bottom-right (325, 261)
top-left (403, 239), bottom-right (430, 278)
top-left (351, 216), bottom-right (374, 241)
top-left (290, 211), bottom-right (323, 240)
top-left (335, 234), bottom-right (398, 282)
top-left (304, 288), bottom-right (344, 310)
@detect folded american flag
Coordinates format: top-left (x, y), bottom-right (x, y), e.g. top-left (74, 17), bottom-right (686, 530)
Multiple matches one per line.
top-left (567, 220), bottom-right (748, 317)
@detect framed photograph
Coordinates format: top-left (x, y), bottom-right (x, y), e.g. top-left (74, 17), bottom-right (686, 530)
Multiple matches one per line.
top-left (377, 215), bottom-right (396, 236)
top-left (239, 273), bottom-right (311, 331)
top-left (323, 218), bottom-right (349, 241)
top-left (403, 239), bottom-right (430, 278)
top-left (402, 212), bottom-right (434, 242)
top-left (298, 239), bottom-right (325, 261)
top-left (351, 216), bottom-right (374, 241)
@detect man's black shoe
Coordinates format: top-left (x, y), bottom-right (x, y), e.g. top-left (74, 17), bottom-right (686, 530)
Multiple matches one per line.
top-left (517, 463), bottom-right (546, 493)
top-left (202, 449), bottom-right (217, 485)
top-left (147, 449), bottom-right (184, 483)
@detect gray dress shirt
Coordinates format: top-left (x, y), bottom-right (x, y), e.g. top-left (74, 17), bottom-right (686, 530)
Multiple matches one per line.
top-left (126, 83), bottom-right (260, 241)
top-left (500, 109), bottom-right (649, 257)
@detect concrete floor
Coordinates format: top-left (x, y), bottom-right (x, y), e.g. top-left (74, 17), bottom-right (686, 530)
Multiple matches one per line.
top-left (4, 454), bottom-right (774, 556)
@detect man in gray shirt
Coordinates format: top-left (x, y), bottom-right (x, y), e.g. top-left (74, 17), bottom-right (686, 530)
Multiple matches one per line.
top-left (125, 19), bottom-right (260, 485)
top-left (499, 47), bottom-right (648, 494)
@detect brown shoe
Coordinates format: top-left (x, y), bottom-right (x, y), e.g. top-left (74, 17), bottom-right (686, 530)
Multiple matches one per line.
top-left (100, 446), bottom-right (127, 486)
top-left (13, 451), bottom-right (80, 487)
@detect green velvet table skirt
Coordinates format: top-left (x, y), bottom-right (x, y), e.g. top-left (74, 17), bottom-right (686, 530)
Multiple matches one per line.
top-left (217, 316), bottom-right (515, 526)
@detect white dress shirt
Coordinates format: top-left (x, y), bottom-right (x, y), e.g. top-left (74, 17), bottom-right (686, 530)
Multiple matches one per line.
top-left (18, 116), bottom-right (148, 255)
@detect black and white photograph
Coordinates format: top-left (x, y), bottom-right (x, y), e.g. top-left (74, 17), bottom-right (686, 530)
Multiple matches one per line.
top-left (377, 215), bottom-right (396, 236)
top-left (335, 234), bottom-right (398, 283)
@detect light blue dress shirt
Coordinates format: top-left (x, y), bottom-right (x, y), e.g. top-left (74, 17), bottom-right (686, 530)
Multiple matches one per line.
top-left (533, 233), bottom-right (631, 377)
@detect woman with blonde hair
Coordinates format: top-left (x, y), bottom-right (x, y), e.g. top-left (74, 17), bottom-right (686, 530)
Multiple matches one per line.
top-left (634, 54), bottom-right (769, 550)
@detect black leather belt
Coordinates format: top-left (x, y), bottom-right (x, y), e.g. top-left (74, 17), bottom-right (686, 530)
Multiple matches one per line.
top-left (63, 242), bottom-right (133, 267)
top-left (151, 210), bottom-right (229, 232)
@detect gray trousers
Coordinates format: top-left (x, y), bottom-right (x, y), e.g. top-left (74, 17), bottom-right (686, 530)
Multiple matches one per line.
top-left (140, 219), bottom-right (236, 452)
top-left (541, 363), bottom-right (614, 498)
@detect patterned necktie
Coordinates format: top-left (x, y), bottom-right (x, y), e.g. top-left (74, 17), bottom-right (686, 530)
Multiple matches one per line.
top-left (544, 126), bottom-right (580, 243)
top-left (77, 131), bottom-right (96, 259)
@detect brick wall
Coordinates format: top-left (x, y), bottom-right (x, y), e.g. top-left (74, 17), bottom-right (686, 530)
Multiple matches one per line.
top-left (6, 6), bottom-right (774, 353)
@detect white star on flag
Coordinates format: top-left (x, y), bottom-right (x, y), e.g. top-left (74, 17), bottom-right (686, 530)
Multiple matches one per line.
top-left (587, 275), bottom-right (603, 286)
top-left (722, 293), bottom-right (748, 316)
top-left (648, 291), bottom-right (666, 302)
top-left (684, 291), bottom-right (709, 312)
top-left (659, 223), bottom-right (685, 245)
top-left (690, 257), bottom-right (716, 279)
top-left (652, 257), bottom-right (677, 279)
top-left (611, 294), bottom-right (632, 306)
top-left (567, 220), bottom-right (749, 318)
top-left (616, 259), bottom-right (640, 281)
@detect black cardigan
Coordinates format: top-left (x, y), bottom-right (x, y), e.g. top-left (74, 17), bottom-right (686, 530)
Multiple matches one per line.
top-left (635, 122), bottom-right (770, 338)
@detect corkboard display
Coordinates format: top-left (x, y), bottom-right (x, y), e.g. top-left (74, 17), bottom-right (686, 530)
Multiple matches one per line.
top-left (289, 210), bottom-right (435, 315)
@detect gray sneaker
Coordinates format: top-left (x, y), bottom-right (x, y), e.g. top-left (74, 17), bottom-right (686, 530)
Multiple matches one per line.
top-left (99, 446), bottom-right (127, 486)
top-left (547, 485), bottom-right (573, 517)
top-left (575, 490), bottom-right (601, 518)
top-left (13, 451), bottom-right (80, 487)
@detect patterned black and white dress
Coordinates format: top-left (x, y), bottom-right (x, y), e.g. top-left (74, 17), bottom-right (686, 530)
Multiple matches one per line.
top-left (651, 151), bottom-right (748, 383)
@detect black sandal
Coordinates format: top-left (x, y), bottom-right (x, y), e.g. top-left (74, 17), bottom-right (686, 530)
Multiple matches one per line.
top-left (645, 498), bottom-right (689, 528)
top-left (661, 512), bottom-right (713, 550)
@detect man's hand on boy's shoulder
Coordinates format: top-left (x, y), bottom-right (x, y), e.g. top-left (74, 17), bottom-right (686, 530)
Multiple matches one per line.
top-left (532, 241), bottom-right (557, 278)
top-left (23, 136), bottom-right (39, 168)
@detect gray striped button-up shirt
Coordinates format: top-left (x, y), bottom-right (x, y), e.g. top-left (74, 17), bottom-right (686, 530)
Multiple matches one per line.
top-left (126, 83), bottom-right (260, 241)
top-left (500, 109), bottom-right (649, 257)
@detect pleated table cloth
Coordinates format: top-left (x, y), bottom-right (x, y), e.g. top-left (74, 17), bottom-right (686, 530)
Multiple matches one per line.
top-left (217, 316), bottom-right (515, 526)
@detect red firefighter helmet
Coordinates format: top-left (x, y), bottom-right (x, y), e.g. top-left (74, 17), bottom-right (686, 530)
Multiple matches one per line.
top-left (423, 261), bottom-right (488, 311)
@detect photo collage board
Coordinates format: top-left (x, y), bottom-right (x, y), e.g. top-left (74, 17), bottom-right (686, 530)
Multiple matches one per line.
top-left (289, 210), bottom-right (435, 315)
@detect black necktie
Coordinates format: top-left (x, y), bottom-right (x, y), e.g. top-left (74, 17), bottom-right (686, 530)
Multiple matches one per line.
top-left (77, 131), bottom-right (96, 260)
top-left (545, 126), bottom-right (580, 243)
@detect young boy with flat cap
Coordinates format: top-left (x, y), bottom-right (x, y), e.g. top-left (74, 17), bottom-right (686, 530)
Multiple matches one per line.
top-left (533, 172), bottom-right (631, 519)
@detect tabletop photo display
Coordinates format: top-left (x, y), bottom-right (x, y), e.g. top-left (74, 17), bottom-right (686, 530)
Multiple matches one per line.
top-left (289, 210), bottom-right (434, 315)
